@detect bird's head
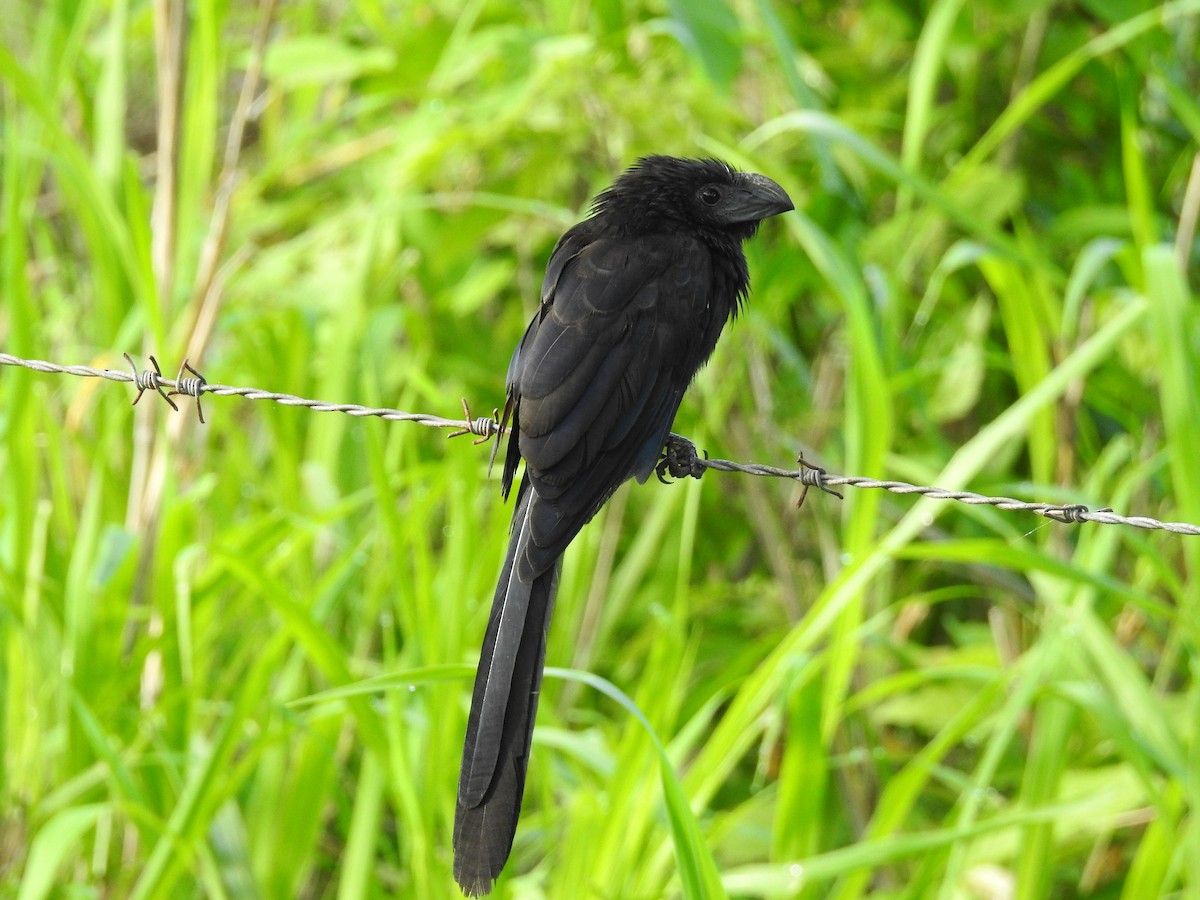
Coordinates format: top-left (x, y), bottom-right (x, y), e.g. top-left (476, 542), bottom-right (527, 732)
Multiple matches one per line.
top-left (592, 156), bottom-right (794, 242)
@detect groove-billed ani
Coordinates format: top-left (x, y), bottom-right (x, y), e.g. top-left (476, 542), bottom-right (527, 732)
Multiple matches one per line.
top-left (454, 156), bottom-right (793, 895)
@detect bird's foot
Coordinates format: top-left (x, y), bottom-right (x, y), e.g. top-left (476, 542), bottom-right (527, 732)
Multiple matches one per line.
top-left (657, 433), bottom-right (708, 483)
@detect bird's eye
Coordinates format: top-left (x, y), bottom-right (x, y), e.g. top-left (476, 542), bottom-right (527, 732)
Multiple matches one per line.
top-left (699, 187), bottom-right (721, 205)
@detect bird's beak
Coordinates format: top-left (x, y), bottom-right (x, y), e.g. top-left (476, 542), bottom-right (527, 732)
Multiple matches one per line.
top-left (728, 173), bottom-right (794, 222)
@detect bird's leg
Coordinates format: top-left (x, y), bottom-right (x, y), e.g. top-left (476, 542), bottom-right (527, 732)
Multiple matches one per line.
top-left (656, 432), bottom-right (708, 483)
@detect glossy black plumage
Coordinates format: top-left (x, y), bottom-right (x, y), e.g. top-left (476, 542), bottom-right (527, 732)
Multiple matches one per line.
top-left (453, 156), bottom-right (792, 896)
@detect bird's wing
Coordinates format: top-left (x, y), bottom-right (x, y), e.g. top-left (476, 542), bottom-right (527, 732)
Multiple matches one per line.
top-left (507, 231), bottom-right (713, 575)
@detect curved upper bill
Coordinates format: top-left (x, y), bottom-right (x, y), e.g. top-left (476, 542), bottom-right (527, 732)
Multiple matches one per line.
top-left (727, 172), bottom-right (795, 222)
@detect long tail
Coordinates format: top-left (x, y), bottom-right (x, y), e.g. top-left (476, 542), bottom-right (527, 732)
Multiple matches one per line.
top-left (454, 488), bottom-right (560, 896)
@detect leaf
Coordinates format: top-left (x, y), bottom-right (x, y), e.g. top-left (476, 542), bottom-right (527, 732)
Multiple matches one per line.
top-left (18, 806), bottom-right (106, 900)
top-left (665, 0), bottom-right (743, 92)
top-left (264, 36), bottom-right (396, 86)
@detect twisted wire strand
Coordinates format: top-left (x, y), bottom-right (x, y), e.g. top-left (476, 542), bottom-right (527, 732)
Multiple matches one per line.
top-left (3, 350), bottom-right (1197, 535)
top-left (1, 351), bottom-right (502, 438)
top-left (694, 457), bottom-right (1200, 534)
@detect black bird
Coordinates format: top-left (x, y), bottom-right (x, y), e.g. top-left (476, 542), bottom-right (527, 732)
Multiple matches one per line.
top-left (453, 156), bottom-right (793, 895)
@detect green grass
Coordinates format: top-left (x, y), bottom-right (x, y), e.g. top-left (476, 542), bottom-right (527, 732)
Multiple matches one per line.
top-left (2, 1), bottom-right (1199, 897)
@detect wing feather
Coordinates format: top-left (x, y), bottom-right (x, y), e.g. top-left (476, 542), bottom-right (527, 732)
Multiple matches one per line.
top-left (504, 232), bottom-right (715, 576)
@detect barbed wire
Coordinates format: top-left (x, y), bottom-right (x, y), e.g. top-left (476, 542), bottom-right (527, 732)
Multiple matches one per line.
top-left (0, 351), bottom-right (500, 438)
top-left (3, 350), bottom-right (1198, 536)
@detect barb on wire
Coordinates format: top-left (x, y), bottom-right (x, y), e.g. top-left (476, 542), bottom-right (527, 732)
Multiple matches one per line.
top-left (2, 349), bottom-right (1198, 536)
top-left (125, 353), bottom-right (177, 411)
top-left (447, 398), bottom-right (501, 444)
top-left (168, 358), bottom-right (207, 424)
top-left (684, 451), bottom-right (1200, 536)
top-left (796, 454), bottom-right (844, 506)
top-left (0, 351), bottom-right (501, 440)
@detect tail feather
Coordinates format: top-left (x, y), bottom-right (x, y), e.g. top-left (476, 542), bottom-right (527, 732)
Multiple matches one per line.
top-left (454, 491), bottom-right (560, 896)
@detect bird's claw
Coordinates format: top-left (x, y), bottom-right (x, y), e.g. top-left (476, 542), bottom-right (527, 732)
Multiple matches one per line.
top-left (656, 433), bottom-right (708, 483)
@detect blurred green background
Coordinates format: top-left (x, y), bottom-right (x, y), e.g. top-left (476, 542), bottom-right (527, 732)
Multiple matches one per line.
top-left (2, 0), bottom-right (1199, 897)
